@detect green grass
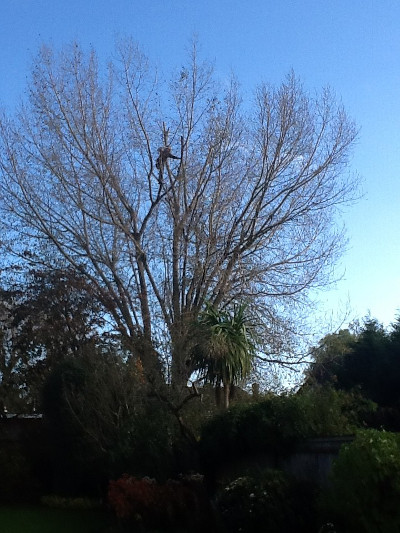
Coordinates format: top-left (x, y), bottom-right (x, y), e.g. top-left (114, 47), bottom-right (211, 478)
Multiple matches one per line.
top-left (0, 505), bottom-right (114, 533)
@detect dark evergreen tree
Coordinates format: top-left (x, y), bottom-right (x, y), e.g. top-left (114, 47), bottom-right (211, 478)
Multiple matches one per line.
top-left (306, 316), bottom-right (400, 430)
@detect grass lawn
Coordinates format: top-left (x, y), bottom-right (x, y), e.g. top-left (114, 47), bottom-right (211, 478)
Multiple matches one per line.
top-left (0, 505), bottom-right (115, 533)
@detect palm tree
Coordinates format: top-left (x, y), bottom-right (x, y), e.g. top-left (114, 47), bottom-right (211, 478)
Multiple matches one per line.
top-left (192, 303), bottom-right (256, 409)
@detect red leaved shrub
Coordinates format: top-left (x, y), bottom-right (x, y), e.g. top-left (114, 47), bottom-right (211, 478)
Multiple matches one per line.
top-left (108, 474), bottom-right (211, 530)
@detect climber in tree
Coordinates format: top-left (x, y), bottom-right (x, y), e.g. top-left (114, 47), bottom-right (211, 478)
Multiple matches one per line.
top-left (155, 146), bottom-right (180, 170)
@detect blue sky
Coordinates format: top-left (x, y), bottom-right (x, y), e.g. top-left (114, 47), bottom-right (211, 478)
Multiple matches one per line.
top-left (1, 0), bottom-right (400, 329)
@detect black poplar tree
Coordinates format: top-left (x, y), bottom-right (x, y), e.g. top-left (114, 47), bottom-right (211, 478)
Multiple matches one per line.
top-left (0, 41), bottom-right (358, 390)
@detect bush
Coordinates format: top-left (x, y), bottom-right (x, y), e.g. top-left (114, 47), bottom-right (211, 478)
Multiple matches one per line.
top-left (321, 429), bottom-right (400, 532)
top-left (42, 356), bottom-right (195, 496)
top-left (200, 388), bottom-right (356, 476)
top-left (216, 469), bottom-right (317, 533)
top-left (297, 386), bottom-right (374, 434)
top-left (108, 474), bottom-right (213, 531)
top-left (200, 396), bottom-right (304, 475)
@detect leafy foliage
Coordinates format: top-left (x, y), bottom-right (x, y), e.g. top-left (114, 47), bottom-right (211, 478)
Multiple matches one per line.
top-left (217, 469), bottom-right (317, 533)
top-left (192, 303), bottom-right (256, 407)
top-left (41, 352), bottom-right (196, 495)
top-left (296, 386), bottom-right (375, 434)
top-left (321, 429), bottom-right (400, 532)
top-left (108, 474), bottom-right (212, 531)
top-left (0, 267), bottom-right (106, 413)
top-left (200, 388), bottom-right (357, 474)
top-left (305, 328), bottom-right (357, 386)
top-left (306, 317), bottom-right (400, 430)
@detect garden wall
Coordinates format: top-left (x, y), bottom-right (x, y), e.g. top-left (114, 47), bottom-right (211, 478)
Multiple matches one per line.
top-left (0, 414), bottom-right (49, 502)
top-left (283, 435), bottom-right (354, 485)
top-left (0, 413), bottom-right (43, 443)
top-left (215, 435), bottom-right (354, 487)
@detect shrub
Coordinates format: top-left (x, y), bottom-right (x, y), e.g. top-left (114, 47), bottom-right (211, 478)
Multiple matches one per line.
top-left (216, 469), bottom-right (317, 533)
top-left (200, 396), bottom-right (304, 474)
top-left (297, 386), bottom-right (373, 434)
top-left (321, 429), bottom-right (400, 532)
top-left (200, 388), bottom-right (356, 476)
top-left (42, 356), bottom-right (193, 496)
top-left (108, 474), bottom-right (212, 531)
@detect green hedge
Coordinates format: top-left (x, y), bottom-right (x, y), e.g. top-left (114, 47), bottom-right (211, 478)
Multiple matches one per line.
top-left (199, 388), bottom-right (356, 472)
top-left (321, 429), bottom-right (400, 532)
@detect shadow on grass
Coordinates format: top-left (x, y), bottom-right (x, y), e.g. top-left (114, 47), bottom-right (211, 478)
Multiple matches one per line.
top-left (0, 506), bottom-right (116, 533)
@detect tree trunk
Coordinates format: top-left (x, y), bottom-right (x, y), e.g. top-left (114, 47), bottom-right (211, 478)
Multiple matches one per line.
top-left (128, 333), bottom-right (165, 392)
top-left (223, 381), bottom-right (231, 409)
top-left (170, 330), bottom-right (192, 391)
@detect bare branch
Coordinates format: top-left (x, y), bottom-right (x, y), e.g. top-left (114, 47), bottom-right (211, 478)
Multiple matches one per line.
top-left (0, 42), bottom-right (358, 388)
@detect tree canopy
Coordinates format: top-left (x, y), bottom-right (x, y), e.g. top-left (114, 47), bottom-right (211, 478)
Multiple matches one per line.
top-left (305, 317), bottom-right (400, 429)
top-left (0, 41), bottom-right (358, 389)
top-left (0, 267), bottom-right (107, 412)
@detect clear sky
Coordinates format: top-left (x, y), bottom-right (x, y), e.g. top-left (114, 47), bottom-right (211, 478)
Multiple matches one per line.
top-left (1, 0), bottom-right (399, 330)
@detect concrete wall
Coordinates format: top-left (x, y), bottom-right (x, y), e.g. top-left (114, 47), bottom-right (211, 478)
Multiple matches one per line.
top-left (283, 436), bottom-right (354, 486)
top-left (215, 436), bottom-right (354, 487)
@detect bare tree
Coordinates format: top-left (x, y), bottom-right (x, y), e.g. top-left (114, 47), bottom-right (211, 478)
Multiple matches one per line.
top-left (0, 41), bottom-right (358, 390)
